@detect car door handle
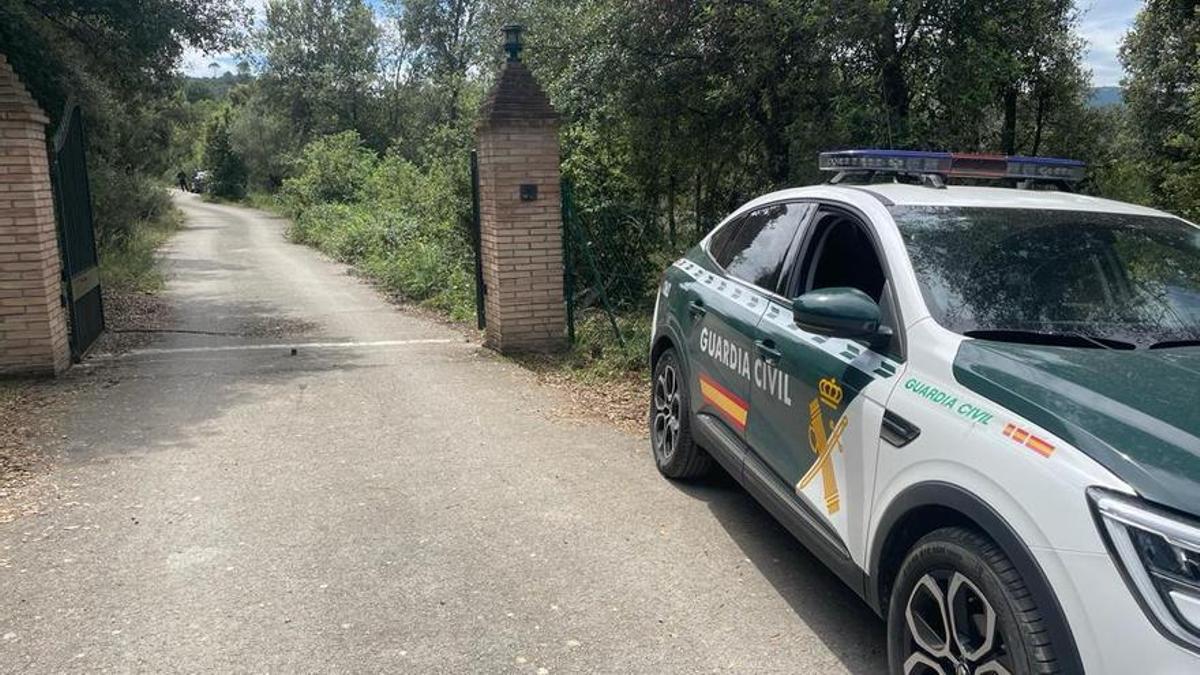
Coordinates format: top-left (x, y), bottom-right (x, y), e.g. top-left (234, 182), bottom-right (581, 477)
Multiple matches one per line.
top-left (755, 339), bottom-right (782, 363)
top-left (688, 300), bottom-right (707, 318)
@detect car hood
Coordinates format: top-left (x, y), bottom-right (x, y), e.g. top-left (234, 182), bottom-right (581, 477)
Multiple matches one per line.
top-left (953, 341), bottom-right (1200, 516)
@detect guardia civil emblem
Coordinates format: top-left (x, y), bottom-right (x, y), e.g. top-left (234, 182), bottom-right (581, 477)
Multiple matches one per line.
top-left (799, 377), bottom-right (848, 514)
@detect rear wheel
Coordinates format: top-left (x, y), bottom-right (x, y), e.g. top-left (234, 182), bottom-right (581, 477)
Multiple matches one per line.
top-left (887, 527), bottom-right (1060, 675)
top-left (650, 348), bottom-right (711, 479)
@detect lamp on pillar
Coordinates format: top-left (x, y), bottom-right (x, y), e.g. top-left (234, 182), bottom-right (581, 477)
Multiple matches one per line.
top-left (502, 24), bottom-right (524, 62)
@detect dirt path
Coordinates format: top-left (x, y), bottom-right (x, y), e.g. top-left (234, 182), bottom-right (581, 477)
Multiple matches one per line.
top-left (0, 192), bottom-right (885, 673)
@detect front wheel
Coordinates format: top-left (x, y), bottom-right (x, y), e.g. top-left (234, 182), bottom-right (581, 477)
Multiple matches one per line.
top-left (649, 348), bottom-right (711, 479)
top-left (887, 527), bottom-right (1062, 675)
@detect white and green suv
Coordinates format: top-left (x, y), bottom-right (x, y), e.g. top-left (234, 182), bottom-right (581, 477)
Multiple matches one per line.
top-left (648, 150), bottom-right (1200, 674)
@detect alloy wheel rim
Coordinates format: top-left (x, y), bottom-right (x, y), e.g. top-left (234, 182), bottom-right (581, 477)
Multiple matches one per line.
top-left (652, 363), bottom-right (681, 463)
top-left (902, 571), bottom-right (1013, 675)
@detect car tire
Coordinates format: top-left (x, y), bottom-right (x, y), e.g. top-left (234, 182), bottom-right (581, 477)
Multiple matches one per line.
top-left (887, 526), bottom-right (1060, 675)
top-left (650, 348), bottom-right (711, 479)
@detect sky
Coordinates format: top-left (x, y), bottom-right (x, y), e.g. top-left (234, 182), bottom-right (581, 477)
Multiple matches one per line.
top-left (1078, 0), bottom-right (1142, 86)
top-left (177, 0), bottom-right (265, 78)
top-left (180, 0), bottom-right (1143, 88)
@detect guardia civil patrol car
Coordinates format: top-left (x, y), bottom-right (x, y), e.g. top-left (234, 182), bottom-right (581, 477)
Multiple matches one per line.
top-left (648, 150), bottom-right (1200, 674)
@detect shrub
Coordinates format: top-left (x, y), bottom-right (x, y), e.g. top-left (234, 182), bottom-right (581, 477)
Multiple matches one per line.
top-left (288, 201), bottom-right (475, 321)
top-left (363, 151), bottom-right (423, 207)
top-left (569, 312), bottom-right (652, 379)
top-left (90, 164), bottom-right (172, 251)
top-left (281, 131), bottom-right (377, 210)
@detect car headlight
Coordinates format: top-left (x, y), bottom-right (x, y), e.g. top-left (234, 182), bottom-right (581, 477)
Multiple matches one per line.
top-left (1090, 487), bottom-right (1200, 651)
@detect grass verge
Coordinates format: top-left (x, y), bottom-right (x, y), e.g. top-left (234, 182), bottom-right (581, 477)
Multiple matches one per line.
top-left (99, 208), bottom-right (182, 294)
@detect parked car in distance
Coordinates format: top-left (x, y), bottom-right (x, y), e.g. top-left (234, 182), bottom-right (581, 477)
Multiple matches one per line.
top-left (190, 170), bottom-right (209, 194)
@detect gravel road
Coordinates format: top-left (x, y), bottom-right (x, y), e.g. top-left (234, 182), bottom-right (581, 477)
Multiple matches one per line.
top-left (0, 192), bottom-right (886, 673)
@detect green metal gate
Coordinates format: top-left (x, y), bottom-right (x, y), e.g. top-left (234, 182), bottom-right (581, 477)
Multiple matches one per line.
top-left (50, 104), bottom-right (104, 359)
top-left (469, 149), bottom-right (486, 330)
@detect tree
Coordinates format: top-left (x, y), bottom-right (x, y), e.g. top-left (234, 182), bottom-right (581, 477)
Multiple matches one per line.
top-left (204, 108), bottom-right (249, 198)
top-left (258, 0), bottom-right (381, 143)
top-left (0, 0), bottom-right (249, 113)
top-left (229, 91), bottom-right (295, 191)
top-left (389, 0), bottom-right (485, 126)
top-left (1121, 0), bottom-right (1200, 219)
top-left (831, 0), bottom-right (944, 147)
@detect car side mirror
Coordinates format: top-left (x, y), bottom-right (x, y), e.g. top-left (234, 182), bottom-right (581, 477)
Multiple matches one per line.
top-left (793, 287), bottom-right (890, 343)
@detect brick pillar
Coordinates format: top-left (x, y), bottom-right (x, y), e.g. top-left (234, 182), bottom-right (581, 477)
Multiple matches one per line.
top-left (476, 44), bottom-right (567, 353)
top-left (0, 54), bottom-right (70, 376)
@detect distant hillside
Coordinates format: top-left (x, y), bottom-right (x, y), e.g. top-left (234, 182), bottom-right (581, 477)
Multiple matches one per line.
top-left (1089, 86), bottom-right (1123, 108)
top-left (181, 72), bottom-right (250, 104)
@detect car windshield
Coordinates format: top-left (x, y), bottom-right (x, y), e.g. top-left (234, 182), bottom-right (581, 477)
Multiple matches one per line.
top-left (891, 205), bottom-right (1200, 348)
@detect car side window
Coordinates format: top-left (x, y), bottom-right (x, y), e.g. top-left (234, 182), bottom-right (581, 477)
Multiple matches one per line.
top-left (720, 203), bottom-right (809, 290)
top-left (795, 208), bottom-right (903, 358)
top-left (708, 216), bottom-right (744, 267)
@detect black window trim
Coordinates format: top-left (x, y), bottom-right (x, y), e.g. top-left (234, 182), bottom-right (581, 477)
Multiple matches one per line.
top-left (704, 213), bottom-right (746, 269)
top-left (701, 199), bottom-right (816, 303)
top-left (784, 202), bottom-right (908, 362)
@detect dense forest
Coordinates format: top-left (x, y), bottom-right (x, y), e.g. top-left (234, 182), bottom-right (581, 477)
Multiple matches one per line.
top-left (2, 0), bottom-right (1198, 366)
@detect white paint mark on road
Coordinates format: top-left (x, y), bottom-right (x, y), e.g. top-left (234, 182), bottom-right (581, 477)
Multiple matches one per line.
top-left (92, 338), bottom-right (458, 359)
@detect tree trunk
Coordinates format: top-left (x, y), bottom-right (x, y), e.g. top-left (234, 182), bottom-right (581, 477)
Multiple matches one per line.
top-left (668, 171), bottom-right (677, 247)
top-left (1031, 91), bottom-right (1047, 156)
top-left (754, 64), bottom-right (790, 186)
top-left (878, 20), bottom-right (909, 147)
top-left (1001, 85), bottom-right (1018, 155)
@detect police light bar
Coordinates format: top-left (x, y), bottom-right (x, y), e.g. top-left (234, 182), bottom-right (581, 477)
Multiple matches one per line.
top-left (818, 149), bottom-right (1085, 183)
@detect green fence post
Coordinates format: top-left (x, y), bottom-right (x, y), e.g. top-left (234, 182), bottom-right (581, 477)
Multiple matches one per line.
top-left (562, 180), bottom-right (576, 344)
top-left (470, 149), bottom-right (486, 330)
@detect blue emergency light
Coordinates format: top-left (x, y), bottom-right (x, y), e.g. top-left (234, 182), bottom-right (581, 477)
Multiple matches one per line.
top-left (818, 149), bottom-right (1086, 185)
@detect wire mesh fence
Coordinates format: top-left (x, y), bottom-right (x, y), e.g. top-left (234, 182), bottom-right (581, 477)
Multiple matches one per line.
top-left (561, 180), bottom-right (664, 345)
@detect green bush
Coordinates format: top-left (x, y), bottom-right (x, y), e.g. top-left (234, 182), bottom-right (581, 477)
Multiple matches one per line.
top-left (288, 199), bottom-right (475, 321)
top-left (362, 151), bottom-right (423, 207)
top-left (281, 131), bottom-right (377, 209)
top-left (568, 312), bottom-right (652, 379)
top-left (90, 165), bottom-right (172, 251)
top-left (279, 132), bottom-right (478, 322)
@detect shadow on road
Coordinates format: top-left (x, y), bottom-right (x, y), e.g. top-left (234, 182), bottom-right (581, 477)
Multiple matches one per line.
top-left (669, 467), bottom-right (889, 674)
top-left (64, 288), bottom-right (367, 463)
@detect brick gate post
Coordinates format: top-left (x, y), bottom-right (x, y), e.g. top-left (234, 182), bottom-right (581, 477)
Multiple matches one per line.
top-left (475, 26), bottom-right (567, 353)
top-left (0, 54), bottom-right (70, 376)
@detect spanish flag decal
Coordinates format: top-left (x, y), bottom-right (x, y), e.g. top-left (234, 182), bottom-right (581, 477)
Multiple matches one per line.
top-left (698, 373), bottom-right (748, 432)
top-left (1003, 423), bottom-right (1055, 458)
